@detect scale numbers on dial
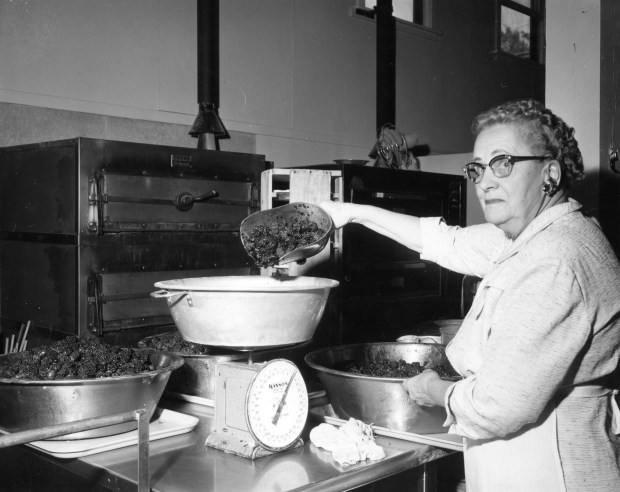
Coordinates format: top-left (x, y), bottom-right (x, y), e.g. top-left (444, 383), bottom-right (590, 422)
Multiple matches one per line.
top-left (246, 359), bottom-right (308, 451)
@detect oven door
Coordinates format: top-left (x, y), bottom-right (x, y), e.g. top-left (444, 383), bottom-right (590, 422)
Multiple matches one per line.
top-left (90, 172), bottom-right (257, 233)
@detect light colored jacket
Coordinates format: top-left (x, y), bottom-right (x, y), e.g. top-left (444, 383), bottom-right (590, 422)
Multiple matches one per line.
top-left (420, 200), bottom-right (620, 491)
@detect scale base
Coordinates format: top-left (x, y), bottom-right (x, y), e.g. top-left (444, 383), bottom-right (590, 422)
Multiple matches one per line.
top-left (205, 432), bottom-right (303, 460)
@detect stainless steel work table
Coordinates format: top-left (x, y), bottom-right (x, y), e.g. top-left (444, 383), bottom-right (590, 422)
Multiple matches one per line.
top-left (2, 397), bottom-right (457, 492)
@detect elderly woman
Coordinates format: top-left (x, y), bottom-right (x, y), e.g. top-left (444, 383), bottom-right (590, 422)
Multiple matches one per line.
top-left (320, 99), bottom-right (620, 491)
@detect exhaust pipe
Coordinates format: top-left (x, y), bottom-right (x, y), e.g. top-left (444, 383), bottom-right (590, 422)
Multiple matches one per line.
top-left (189, 0), bottom-right (230, 150)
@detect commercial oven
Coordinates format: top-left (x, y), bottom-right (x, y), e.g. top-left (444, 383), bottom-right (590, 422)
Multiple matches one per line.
top-left (0, 138), bottom-right (268, 346)
top-left (262, 164), bottom-right (467, 345)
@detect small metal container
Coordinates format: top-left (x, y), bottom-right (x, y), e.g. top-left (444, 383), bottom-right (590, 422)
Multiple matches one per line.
top-left (0, 350), bottom-right (183, 439)
top-left (436, 319), bottom-right (463, 344)
top-left (305, 342), bottom-right (451, 434)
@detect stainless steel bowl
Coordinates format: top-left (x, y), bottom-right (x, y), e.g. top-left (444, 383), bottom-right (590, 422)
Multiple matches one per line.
top-left (0, 350), bottom-right (183, 439)
top-left (138, 334), bottom-right (246, 400)
top-left (151, 275), bottom-right (339, 350)
top-left (240, 202), bottom-right (334, 265)
top-left (138, 333), bottom-right (315, 400)
top-left (305, 342), bottom-right (452, 434)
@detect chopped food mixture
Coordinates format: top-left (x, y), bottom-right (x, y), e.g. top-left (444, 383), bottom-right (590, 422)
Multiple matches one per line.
top-left (140, 332), bottom-right (211, 355)
top-left (0, 336), bottom-right (153, 380)
top-left (336, 358), bottom-right (458, 379)
top-left (309, 418), bottom-right (385, 467)
top-left (241, 216), bottom-right (326, 268)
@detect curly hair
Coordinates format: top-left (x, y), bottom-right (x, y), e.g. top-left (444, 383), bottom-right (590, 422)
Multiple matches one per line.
top-left (472, 99), bottom-right (584, 188)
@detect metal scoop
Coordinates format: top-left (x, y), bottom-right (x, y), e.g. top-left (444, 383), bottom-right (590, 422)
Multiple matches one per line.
top-left (240, 202), bottom-right (334, 265)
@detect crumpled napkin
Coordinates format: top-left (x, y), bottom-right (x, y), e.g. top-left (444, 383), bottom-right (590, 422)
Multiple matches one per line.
top-left (309, 418), bottom-right (385, 467)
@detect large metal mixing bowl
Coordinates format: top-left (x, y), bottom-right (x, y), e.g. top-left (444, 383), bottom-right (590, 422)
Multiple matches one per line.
top-left (151, 275), bottom-right (339, 350)
top-left (305, 342), bottom-right (452, 434)
top-left (0, 350), bottom-right (183, 439)
top-left (138, 333), bottom-right (314, 400)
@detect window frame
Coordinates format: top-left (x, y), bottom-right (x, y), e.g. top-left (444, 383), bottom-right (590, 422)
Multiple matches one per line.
top-left (354, 0), bottom-right (442, 41)
top-left (495, 0), bottom-right (545, 64)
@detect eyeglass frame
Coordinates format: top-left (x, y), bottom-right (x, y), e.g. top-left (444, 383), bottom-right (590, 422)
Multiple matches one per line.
top-left (462, 154), bottom-right (548, 184)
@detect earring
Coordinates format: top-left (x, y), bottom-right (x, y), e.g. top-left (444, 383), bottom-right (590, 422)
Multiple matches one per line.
top-left (542, 177), bottom-right (559, 197)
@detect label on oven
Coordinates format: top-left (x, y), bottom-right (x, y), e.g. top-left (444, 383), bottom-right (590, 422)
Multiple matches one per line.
top-left (170, 154), bottom-right (193, 169)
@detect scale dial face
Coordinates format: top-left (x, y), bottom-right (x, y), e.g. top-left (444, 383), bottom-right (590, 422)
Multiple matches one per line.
top-left (246, 359), bottom-right (308, 451)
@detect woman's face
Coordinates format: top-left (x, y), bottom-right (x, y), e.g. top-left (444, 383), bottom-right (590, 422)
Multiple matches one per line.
top-left (472, 123), bottom-right (547, 238)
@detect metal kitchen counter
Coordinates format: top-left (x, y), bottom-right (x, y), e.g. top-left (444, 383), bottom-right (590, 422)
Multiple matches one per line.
top-left (1, 396), bottom-right (456, 492)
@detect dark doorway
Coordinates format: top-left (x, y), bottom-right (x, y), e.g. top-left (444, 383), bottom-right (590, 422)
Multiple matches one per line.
top-left (600, 0), bottom-right (620, 258)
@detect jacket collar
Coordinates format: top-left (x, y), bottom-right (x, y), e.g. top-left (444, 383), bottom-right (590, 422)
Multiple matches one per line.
top-left (495, 199), bottom-right (582, 262)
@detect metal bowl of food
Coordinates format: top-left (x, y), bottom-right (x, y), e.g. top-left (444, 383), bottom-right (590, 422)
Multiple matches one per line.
top-left (0, 348), bottom-right (183, 439)
top-left (305, 342), bottom-right (457, 434)
top-left (240, 202), bottom-right (334, 266)
top-left (138, 332), bottom-right (247, 400)
top-left (138, 332), bottom-right (314, 400)
top-left (151, 275), bottom-right (339, 350)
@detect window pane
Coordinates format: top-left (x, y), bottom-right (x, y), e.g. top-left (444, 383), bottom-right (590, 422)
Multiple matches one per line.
top-left (393, 0), bottom-right (414, 22)
top-left (364, 0), bottom-right (414, 23)
top-left (501, 6), bottom-right (531, 58)
top-left (512, 0), bottom-right (532, 7)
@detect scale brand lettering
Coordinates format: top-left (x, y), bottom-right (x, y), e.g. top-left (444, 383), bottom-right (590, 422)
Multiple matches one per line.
top-left (269, 381), bottom-right (288, 389)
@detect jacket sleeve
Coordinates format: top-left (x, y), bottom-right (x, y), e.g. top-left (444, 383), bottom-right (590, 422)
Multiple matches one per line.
top-left (419, 218), bottom-right (508, 278)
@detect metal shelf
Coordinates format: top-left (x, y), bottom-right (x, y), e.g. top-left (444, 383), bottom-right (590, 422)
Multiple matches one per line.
top-left (0, 409), bottom-right (151, 492)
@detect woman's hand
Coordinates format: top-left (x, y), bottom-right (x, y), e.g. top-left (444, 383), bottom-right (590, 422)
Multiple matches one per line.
top-left (402, 369), bottom-right (450, 407)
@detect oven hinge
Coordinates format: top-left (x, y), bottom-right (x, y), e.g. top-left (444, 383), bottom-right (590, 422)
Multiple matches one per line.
top-left (87, 172), bottom-right (105, 235)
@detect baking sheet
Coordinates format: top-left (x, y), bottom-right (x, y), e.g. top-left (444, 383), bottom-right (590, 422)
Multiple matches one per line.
top-left (309, 403), bottom-right (463, 451)
top-left (1, 409), bottom-right (199, 459)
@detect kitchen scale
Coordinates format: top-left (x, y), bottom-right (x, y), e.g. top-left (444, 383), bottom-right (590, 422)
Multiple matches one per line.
top-left (205, 358), bottom-right (309, 459)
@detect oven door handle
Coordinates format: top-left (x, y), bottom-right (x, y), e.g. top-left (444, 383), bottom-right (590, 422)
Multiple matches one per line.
top-left (173, 190), bottom-right (219, 211)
